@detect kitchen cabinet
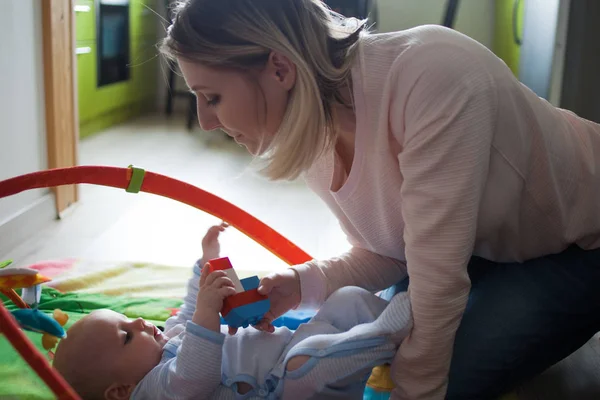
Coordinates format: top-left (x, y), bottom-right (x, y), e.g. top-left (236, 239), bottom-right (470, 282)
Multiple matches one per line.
top-left (130, 0), bottom-right (159, 39)
top-left (75, 0), bottom-right (159, 138)
top-left (74, 1), bottom-right (95, 42)
top-left (493, 0), bottom-right (524, 76)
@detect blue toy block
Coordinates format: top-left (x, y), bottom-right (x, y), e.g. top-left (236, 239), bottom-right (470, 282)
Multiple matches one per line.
top-left (223, 298), bottom-right (271, 329)
top-left (220, 275), bottom-right (271, 328)
top-left (240, 276), bottom-right (259, 291)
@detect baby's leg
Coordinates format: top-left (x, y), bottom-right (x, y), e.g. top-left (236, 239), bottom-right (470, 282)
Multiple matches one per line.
top-left (274, 292), bottom-right (413, 398)
top-left (274, 287), bottom-right (390, 362)
top-left (312, 287), bottom-right (413, 345)
top-left (279, 338), bottom-right (397, 399)
top-left (285, 355), bottom-right (311, 372)
top-left (310, 287), bottom-right (389, 330)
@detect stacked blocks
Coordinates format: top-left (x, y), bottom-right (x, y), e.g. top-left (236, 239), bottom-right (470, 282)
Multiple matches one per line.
top-left (206, 257), bottom-right (271, 329)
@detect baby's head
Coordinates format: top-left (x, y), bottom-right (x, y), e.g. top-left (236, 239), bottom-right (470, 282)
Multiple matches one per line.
top-left (53, 310), bottom-right (168, 400)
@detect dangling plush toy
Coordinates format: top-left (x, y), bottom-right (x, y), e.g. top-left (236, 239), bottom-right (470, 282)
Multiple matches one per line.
top-left (0, 260), bottom-right (68, 356)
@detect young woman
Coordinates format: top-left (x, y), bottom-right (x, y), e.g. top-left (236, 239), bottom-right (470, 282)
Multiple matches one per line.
top-left (160, 1), bottom-right (600, 398)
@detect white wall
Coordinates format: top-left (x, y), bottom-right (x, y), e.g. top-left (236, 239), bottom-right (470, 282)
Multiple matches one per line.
top-left (0, 1), bottom-right (52, 236)
top-left (376, 0), bottom-right (495, 49)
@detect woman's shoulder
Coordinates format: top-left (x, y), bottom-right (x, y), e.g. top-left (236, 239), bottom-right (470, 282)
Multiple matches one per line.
top-left (354, 25), bottom-right (499, 99)
top-left (359, 25), bottom-right (491, 68)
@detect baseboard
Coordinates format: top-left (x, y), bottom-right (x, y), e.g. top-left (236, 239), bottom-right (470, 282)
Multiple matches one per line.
top-left (0, 194), bottom-right (56, 260)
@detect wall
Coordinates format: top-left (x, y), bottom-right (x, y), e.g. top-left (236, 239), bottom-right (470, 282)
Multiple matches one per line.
top-left (548, 0), bottom-right (571, 108)
top-left (376, 0), bottom-right (495, 49)
top-left (0, 0), bottom-right (54, 257)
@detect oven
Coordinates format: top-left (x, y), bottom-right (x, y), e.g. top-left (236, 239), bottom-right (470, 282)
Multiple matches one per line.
top-left (96, 0), bottom-right (130, 87)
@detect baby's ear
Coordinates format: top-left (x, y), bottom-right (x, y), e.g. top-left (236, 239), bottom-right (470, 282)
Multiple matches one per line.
top-left (104, 383), bottom-right (135, 400)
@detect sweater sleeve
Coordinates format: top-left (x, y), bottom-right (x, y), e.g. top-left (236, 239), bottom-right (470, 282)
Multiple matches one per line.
top-left (164, 258), bottom-right (206, 332)
top-left (293, 246), bottom-right (408, 309)
top-left (389, 44), bottom-right (496, 399)
top-left (131, 322), bottom-right (225, 400)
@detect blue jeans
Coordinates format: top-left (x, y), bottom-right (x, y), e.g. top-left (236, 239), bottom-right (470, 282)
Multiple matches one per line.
top-left (384, 245), bottom-right (600, 399)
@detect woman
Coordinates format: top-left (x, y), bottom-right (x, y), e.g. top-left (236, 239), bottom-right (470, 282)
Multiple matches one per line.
top-left (160, 0), bottom-right (600, 399)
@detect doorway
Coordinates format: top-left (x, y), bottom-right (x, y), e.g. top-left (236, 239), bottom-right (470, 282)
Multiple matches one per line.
top-left (41, 0), bottom-right (79, 216)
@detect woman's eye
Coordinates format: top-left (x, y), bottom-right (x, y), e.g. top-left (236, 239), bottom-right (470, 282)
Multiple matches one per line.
top-left (206, 95), bottom-right (220, 107)
top-left (124, 331), bottom-right (132, 345)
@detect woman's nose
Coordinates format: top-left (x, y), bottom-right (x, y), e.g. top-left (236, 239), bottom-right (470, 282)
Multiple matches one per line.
top-left (197, 107), bottom-right (221, 131)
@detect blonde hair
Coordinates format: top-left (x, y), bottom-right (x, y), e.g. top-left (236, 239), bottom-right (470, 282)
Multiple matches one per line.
top-left (160, 0), bottom-right (367, 180)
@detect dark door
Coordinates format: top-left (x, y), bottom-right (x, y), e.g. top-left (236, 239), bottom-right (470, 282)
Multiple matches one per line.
top-left (97, 0), bottom-right (130, 87)
top-left (560, 0), bottom-right (600, 123)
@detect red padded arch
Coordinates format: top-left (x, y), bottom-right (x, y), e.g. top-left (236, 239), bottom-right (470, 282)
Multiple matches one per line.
top-left (0, 165), bottom-right (313, 399)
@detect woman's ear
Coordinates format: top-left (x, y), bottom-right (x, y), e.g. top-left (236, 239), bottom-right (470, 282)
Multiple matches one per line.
top-left (104, 383), bottom-right (136, 400)
top-left (267, 51), bottom-right (296, 91)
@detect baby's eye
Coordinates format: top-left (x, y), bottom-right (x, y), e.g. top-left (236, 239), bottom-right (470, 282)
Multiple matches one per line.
top-left (124, 331), bottom-right (132, 345)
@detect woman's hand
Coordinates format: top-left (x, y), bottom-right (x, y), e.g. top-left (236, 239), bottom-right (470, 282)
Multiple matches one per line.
top-left (228, 268), bottom-right (301, 334)
top-left (256, 269), bottom-right (301, 332)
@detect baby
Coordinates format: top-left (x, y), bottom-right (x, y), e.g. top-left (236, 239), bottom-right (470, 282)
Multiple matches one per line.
top-left (53, 224), bottom-right (413, 400)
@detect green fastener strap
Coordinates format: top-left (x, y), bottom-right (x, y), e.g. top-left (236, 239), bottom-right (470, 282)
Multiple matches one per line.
top-left (126, 165), bottom-right (146, 193)
top-left (0, 260), bottom-right (12, 269)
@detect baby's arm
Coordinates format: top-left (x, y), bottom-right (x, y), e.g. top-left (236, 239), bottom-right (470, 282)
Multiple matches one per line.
top-left (132, 266), bottom-right (237, 399)
top-left (165, 223), bottom-right (228, 331)
top-left (132, 324), bottom-right (226, 399)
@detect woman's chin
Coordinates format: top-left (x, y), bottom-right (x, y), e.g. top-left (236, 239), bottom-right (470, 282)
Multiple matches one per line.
top-left (236, 139), bottom-right (262, 156)
top-left (233, 134), bottom-right (271, 157)
top-left (234, 137), bottom-right (251, 152)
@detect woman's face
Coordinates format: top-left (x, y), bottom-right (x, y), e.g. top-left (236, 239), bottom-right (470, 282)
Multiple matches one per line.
top-left (177, 54), bottom-right (296, 155)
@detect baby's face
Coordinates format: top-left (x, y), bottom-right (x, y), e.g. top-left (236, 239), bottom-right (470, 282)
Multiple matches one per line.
top-left (54, 310), bottom-right (168, 397)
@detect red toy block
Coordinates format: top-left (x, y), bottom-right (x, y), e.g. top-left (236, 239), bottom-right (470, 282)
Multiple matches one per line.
top-left (221, 289), bottom-right (268, 317)
top-left (206, 257), bottom-right (269, 327)
top-left (206, 257), bottom-right (234, 272)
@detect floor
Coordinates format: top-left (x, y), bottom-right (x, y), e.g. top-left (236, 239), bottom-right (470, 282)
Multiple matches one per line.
top-left (516, 333), bottom-right (600, 400)
top-left (3, 114), bottom-right (600, 399)
top-left (3, 114), bottom-right (349, 272)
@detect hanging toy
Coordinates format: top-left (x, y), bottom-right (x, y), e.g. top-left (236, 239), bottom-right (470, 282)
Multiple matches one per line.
top-left (0, 260), bottom-right (67, 354)
top-left (11, 308), bottom-right (68, 347)
top-left (0, 263), bottom-right (51, 309)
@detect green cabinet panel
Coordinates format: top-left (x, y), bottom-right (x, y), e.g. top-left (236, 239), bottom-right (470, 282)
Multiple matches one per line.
top-left (77, 40), bottom-right (158, 126)
top-left (76, 0), bottom-right (160, 138)
top-left (493, 0), bottom-right (524, 76)
top-left (95, 79), bottom-right (136, 118)
top-left (76, 41), bottom-right (98, 124)
top-left (77, 42), bottom-right (137, 124)
top-left (130, 0), bottom-right (159, 39)
top-left (130, 38), bottom-right (160, 102)
top-left (74, 1), bottom-right (95, 42)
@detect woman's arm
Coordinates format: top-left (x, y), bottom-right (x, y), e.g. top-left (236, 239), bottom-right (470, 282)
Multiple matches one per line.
top-left (389, 42), bottom-right (497, 399)
top-left (293, 246), bottom-right (408, 309)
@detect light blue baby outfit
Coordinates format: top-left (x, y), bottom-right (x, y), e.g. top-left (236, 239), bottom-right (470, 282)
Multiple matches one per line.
top-left (131, 260), bottom-right (412, 399)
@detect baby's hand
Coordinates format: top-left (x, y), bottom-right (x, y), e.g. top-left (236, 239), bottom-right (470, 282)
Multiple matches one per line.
top-left (201, 222), bottom-right (229, 261)
top-left (192, 265), bottom-right (237, 332)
